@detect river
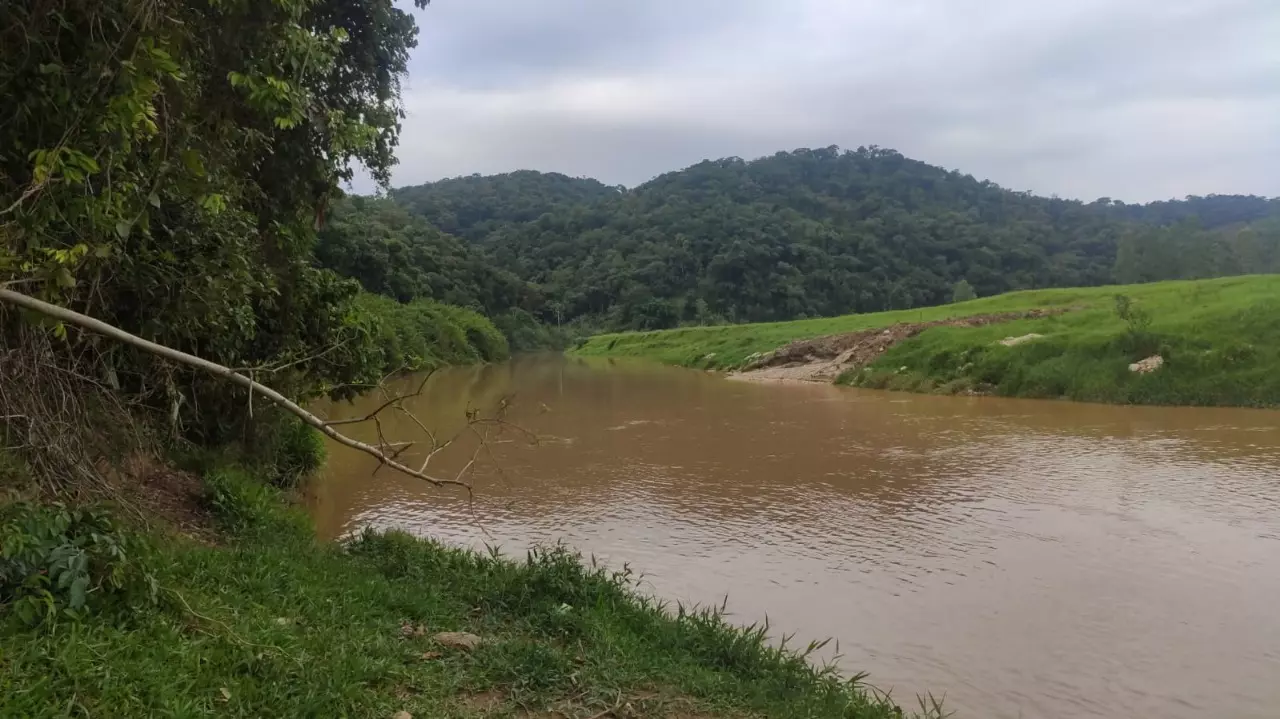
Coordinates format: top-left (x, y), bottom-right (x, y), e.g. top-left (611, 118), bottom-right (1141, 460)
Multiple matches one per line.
top-left (308, 354), bottom-right (1280, 719)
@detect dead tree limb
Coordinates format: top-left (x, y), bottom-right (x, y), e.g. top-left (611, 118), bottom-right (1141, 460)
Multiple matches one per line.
top-left (0, 288), bottom-right (471, 490)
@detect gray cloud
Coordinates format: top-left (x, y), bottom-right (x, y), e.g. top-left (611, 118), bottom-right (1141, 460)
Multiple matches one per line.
top-left (377, 0), bottom-right (1280, 202)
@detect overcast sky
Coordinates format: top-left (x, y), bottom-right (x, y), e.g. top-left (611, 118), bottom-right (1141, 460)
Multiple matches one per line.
top-left (377, 0), bottom-right (1280, 203)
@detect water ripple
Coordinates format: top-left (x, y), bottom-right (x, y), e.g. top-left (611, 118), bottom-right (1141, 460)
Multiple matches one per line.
top-left (310, 357), bottom-right (1280, 719)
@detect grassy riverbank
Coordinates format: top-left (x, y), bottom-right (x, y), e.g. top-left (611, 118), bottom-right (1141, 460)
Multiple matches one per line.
top-left (575, 275), bottom-right (1280, 407)
top-left (0, 466), bottom-right (920, 718)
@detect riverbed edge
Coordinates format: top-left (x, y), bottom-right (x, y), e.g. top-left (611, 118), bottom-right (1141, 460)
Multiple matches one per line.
top-left (0, 459), bottom-right (926, 719)
top-left (571, 275), bottom-right (1280, 409)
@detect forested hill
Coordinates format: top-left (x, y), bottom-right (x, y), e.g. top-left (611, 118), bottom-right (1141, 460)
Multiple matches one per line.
top-left (327, 146), bottom-right (1279, 332)
top-left (391, 170), bottom-right (621, 242)
top-left (1104, 194), bottom-right (1280, 228)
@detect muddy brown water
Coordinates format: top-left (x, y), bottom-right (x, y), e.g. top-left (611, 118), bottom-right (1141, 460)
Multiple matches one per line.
top-left (309, 354), bottom-right (1280, 719)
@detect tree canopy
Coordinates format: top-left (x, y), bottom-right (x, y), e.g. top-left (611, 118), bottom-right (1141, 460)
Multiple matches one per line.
top-left (369, 147), bottom-right (1279, 331)
top-left (0, 0), bottom-right (508, 443)
top-left (391, 170), bottom-right (621, 242)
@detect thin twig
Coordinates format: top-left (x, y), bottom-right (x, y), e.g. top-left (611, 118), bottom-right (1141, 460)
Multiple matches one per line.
top-left (231, 338), bottom-right (351, 375)
top-left (322, 372), bottom-right (432, 427)
top-left (165, 588), bottom-right (301, 669)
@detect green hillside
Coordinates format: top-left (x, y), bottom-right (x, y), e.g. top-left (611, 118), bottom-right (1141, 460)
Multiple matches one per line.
top-left (575, 275), bottom-right (1280, 407)
top-left (381, 148), bottom-right (1280, 333)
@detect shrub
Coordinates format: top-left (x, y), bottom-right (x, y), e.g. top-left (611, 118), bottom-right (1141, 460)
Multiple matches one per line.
top-left (353, 293), bottom-right (510, 369)
top-left (0, 502), bottom-right (156, 624)
top-left (493, 308), bottom-right (555, 352)
top-left (235, 411), bottom-right (327, 488)
top-left (1114, 293), bottom-right (1159, 356)
top-left (203, 467), bottom-right (284, 533)
top-left (273, 421), bottom-right (326, 489)
top-left (951, 279), bottom-right (977, 303)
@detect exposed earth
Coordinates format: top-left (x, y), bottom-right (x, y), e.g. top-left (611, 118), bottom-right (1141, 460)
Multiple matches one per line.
top-left (729, 309), bottom-right (1066, 383)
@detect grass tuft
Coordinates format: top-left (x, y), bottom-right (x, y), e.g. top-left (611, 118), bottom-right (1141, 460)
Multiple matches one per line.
top-left (1, 466), bottom-right (928, 718)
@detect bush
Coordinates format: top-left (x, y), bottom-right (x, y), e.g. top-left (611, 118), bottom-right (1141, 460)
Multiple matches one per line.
top-left (438, 303), bottom-right (510, 362)
top-left (203, 467), bottom-right (287, 534)
top-left (1114, 293), bottom-right (1158, 356)
top-left (353, 293), bottom-right (510, 370)
top-left (271, 418), bottom-right (327, 488)
top-left (951, 279), bottom-right (977, 303)
top-left (232, 411), bottom-right (328, 488)
top-left (492, 308), bottom-right (571, 352)
top-left (0, 502), bottom-right (156, 624)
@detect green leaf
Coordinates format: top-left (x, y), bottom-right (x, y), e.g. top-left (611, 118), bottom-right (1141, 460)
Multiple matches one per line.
top-left (200, 194), bottom-right (226, 215)
top-left (69, 576), bottom-right (89, 610)
top-left (181, 150), bottom-right (206, 177)
top-left (55, 267), bottom-right (76, 289)
top-left (38, 63), bottom-right (62, 75)
top-left (148, 193), bottom-right (161, 208)
top-left (114, 221), bottom-right (132, 239)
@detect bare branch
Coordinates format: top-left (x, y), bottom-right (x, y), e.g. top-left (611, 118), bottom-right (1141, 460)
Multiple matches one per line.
top-left (231, 338), bottom-right (352, 375)
top-left (322, 371), bottom-right (433, 427)
top-left (0, 179), bottom-right (49, 216)
top-left (0, 288), bottom-right (470, 491)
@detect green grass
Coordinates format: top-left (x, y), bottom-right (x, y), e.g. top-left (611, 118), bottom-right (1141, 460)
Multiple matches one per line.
top-left (574, 275), bottom-right (1280, 407)
top-left (1, 468), bottom-right (924, 718)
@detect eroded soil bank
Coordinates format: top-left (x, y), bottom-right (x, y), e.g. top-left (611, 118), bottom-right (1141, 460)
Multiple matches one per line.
top-left (729, 309), bottom-right (1065, 383)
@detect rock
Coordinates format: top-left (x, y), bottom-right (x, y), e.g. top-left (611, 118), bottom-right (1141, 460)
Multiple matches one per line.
top-left (433, 631), bottom-right (484, 651)
top-left (1129, 355), bottom-right (1164, 374)
top-left (999, 333), bottom-right (1043, 347)
top-left (392, 712), bottom-right (413, 719)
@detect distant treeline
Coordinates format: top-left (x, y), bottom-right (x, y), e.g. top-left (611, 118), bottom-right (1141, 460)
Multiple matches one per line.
top-left (315, 147), bottom-right (1279, 333)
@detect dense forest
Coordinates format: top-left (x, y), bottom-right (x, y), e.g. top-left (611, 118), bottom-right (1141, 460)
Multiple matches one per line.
top-left (392, 170), bottom-right (622, 243)
top-left (319, 147), bottom-right (1280, 332)
top-left (315, 197), bottom-right (564, 350)
top-left (0, 0), bottom-right (512, 454)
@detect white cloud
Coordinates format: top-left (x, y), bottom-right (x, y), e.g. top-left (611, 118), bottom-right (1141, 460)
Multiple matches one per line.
top-left (377, 0), bottom-right (1280, 202)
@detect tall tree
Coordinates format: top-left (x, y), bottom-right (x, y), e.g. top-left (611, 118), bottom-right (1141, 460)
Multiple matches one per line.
top-left (1, 0), bottom-right (431, 438)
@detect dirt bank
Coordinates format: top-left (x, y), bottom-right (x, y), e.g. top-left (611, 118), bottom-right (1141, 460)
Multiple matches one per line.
top-left (730, 309), bottom-right (1065, 383)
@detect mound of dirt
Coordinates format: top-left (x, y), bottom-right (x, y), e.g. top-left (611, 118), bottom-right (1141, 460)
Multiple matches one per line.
top-left (107, 454), bottom-right (219, 543)
top-left (731, 308), bottom-right (1066, 383)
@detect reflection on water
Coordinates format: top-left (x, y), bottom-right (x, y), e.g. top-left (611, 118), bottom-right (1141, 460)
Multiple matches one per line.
top-left (309, 355), bottom-right (1280, 719)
